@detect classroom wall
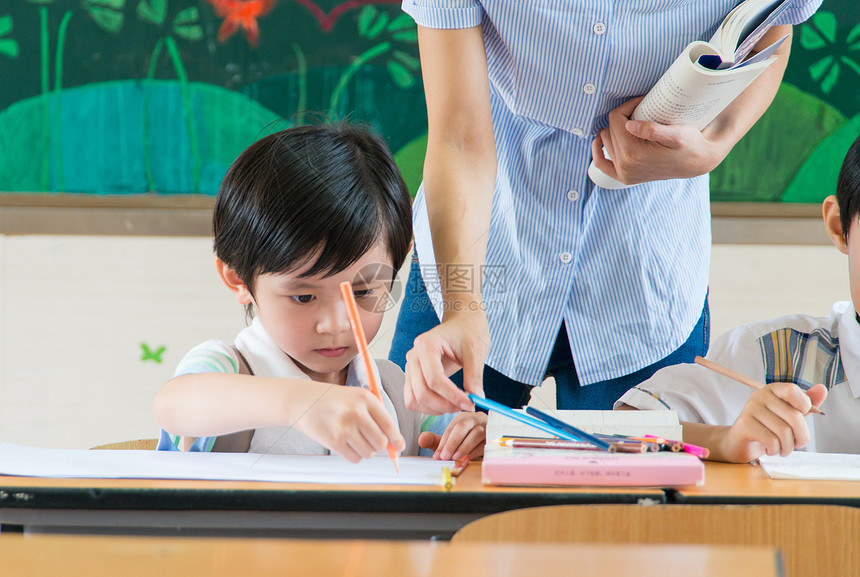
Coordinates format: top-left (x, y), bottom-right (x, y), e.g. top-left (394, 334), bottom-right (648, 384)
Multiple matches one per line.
top-left (0, 234), bottom-right (849, 449)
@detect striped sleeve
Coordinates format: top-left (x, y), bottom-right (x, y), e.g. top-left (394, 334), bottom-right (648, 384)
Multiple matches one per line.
top-left (173, 340), bottom-right (239, 377)
top-left (758, 326), bottom-right (844, 390)
top-left (772, 0), bottom-right (823, 26)
top-left (156, 429), bottom-right (217, 452)
top-left (156, 340), bottom-right (237, 452)
top-left (401, 0), bottom-right (483, 29)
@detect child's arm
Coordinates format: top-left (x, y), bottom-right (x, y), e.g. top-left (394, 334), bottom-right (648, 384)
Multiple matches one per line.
top-left (154, 373), bottom-right (406, 462)
top-left (680, 382), bottom-right (827, 463)
top-left (417, 411), bottom-right (487, 461)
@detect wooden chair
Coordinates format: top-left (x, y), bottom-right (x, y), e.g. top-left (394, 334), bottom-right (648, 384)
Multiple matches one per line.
top-left (90, 438), bottom-right (157, 450)
top-left (452, 503), bottom-right (860, 577)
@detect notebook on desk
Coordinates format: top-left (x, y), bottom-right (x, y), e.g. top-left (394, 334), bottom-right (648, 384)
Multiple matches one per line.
top-left (482, 410), bottom-right (704, 487)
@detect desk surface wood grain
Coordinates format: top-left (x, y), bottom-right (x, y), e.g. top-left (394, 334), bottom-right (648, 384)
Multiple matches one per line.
top-left (677, 461), bottom-right (860, 503)
top-left (0, 536), bottom-right (780, 577)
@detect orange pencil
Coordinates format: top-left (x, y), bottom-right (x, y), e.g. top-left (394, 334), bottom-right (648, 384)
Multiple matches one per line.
top-left (449, 454), bottom-right (471, 476)
top-left (694, 356), bottom-right (824, 416)
top-left (340, 281), bottom-right (400, 474)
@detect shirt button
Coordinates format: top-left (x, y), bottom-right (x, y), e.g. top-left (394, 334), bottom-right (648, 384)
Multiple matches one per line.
top-left (571, 128), bottom-right (584, 137)
top-left (583, 82), bottom-right (596, 95)
top-left (567, 189), bottom-right (580, 201)
top-left (559, 252), bottom-right (572, 264)
top-left (593, 22), bottom-right (606, 35)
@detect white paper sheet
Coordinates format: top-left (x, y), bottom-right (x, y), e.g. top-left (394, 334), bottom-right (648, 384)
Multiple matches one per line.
top-left (758, 452), bottom-right (860, 481)
top-left (0, 443), bottom-right (451, 486)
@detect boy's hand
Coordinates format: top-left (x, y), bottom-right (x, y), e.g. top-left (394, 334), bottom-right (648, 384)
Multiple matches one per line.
top-left (295, 386), bottom-right (406, 463)
top-left (418, 411), bottom-right (487, 461)
top-left (720, 382), bottom-right (827, 463)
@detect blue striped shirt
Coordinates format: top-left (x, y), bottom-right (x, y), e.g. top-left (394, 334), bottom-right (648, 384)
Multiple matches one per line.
top-left (402, 0), bottom-right (821, 386)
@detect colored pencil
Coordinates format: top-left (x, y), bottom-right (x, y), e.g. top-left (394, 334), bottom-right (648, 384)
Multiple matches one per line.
top-left (643, 434), bottom-right (683, 452)
top-left (595, 433), bottom-right (661, 452)
top-left (440, 465), bottom-right (453, 490)
top-left (679, 441), bottom-right (710, 459)
top-left (499, 437), bottom-right (646, 453)
top-left (340, 281), bottom-right (400, 474)
top-left (694, 356), bottom-right (824, 415)
top-left (450, 454), bottom-right (471, 476)
top-left (525, 406), bottom-right (615, 451)
top-left (468, 394), bottom-right (609, 448)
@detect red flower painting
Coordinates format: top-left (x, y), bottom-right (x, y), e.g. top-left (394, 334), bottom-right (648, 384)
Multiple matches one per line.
top-left (206, 0), bottom-right (277, 47)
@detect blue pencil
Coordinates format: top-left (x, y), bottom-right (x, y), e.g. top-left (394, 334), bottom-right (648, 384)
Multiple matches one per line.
top-left (525, 406), bottom-right (614, 452)
top-left (468, 394), bottom-right (609, 450)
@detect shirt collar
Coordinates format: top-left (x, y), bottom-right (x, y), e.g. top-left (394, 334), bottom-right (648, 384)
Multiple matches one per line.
top-left (234, 318), bottom-right (401, 423)
top-left (835, 301), bottom-right (860, 398)
top-left (234, 318), bottom-right (309, 381)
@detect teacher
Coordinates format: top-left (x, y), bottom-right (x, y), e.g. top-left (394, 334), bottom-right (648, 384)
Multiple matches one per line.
top-left (389, 0), bottom-right (822, 414)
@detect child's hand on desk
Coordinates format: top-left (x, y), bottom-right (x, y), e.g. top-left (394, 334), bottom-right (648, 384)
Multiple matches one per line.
top-left (419, 411), bottom-right (487, 461)
top-left (295, 386), bottom-right (406, 463)
top-left (721, 382), bottom-right (827, 463)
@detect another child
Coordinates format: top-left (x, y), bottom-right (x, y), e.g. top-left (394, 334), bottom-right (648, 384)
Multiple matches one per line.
top-left (154, 123), bottom-right (486, 462)
top-left (616, 133), bottom-right (860, 463)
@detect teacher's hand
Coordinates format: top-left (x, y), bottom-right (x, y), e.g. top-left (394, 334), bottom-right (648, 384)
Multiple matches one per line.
top-left (591, 96), bottom-right (727, 186)
top-left (404, 310), bottom-right (490, 414)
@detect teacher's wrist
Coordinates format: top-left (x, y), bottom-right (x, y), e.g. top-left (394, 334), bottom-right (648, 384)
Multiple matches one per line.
top-left (441, 302), bottom-right (487, 326)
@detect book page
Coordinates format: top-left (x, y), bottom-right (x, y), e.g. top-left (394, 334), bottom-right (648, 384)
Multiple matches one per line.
top-left (632, 45), bottom-right (773, 130)
top-left (721, 0), bottom-right (795, 67)
top-left (759, 452), bottom-right (860, 481)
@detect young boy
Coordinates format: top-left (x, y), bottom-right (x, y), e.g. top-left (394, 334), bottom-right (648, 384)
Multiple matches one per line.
top-left (154, 123), bottom-right (485, 462)
top-left (616, 133), bottom-right (860, 463)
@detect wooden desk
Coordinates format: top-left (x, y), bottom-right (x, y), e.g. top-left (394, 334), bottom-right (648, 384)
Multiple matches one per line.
top-left (673, 461), bottom-right (860, 506)
top-left (0, 535), bottom-right (782, 577)
top-left (0, 463), bottom-right (665, 539)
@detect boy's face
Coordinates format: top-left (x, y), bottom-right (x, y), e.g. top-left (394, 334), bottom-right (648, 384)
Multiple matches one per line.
top-left (823, 195), bottom-right (860, 310)
top-left (244, 242), bottom-right (395, 385)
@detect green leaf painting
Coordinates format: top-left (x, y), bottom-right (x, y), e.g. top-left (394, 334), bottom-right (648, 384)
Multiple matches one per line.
top-left (0, 15), bottom-right (18, 59)
top-left (85, 0), bottom-right (125, 34)
top-left (800, 11), bottom-right (859, 94)
top-left (710, 0), bottom-right (859, 203)
top-left (136, 0), bottom-right (167, 26)
top-left (172, 7), bottom-right (202, 41)
top-left (0, 0), bottom-right (855, 203)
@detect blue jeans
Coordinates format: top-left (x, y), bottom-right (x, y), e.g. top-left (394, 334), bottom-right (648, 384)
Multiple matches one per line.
top-left (389, 256), bottom-right (710, 409)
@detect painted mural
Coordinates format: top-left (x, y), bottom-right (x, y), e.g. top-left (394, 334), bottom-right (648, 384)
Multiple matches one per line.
top-left (0, 0), bottom-right (856, 202)
top-left (712, 0), bottom-right (860, 202)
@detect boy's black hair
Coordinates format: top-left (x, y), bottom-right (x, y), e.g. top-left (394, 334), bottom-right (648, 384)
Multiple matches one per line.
top-left (838, 133), bottom-right (860, 238)
top-left (213, 122), bottom-right (412, 299)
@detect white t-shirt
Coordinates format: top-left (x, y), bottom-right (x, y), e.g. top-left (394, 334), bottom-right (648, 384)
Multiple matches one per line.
top-left (160, 317), bottom-right (424, 456)
top-left (615, 301), bottom-right (860, 454)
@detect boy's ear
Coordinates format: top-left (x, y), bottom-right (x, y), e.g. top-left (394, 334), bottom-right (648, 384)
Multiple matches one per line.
top-left (823, 195), bottom-right (849, 255)
top-left (216, 259), bottom-right (254, 305)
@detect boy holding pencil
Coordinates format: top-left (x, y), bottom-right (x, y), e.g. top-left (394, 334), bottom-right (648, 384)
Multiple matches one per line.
top-left (153, 123), bottom-right (486, 462)
top-left (616, 133), bottom-right (860, 463)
